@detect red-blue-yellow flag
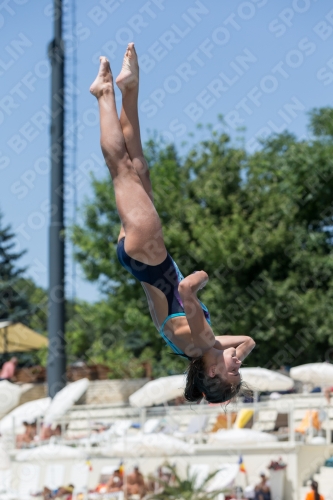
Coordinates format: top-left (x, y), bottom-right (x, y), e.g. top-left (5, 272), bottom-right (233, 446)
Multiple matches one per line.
top-left (239, 456), bottom-right (246, 473)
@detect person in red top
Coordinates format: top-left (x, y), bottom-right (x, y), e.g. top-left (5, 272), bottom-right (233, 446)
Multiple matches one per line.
top-left (305, 481), bottom-right (324, 500)
top-left (0, 357), bottom-right (18, 381)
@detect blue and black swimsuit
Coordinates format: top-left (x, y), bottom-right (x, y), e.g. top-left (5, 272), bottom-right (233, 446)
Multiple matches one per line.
top-left (117, 237), bottom-right (211, 359)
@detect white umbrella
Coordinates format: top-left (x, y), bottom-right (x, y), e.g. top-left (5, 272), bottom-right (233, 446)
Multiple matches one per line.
top-left (209, 428), bottom-right (277, 445)
top-left (16, 444), bottom-right (85, 461)
top-left (129, 375), bottom-right (186, 407)
top-left (206, 463), bottom-right (239, 491)
top-left (44, 378), bottom-right (89, 424)
top-left (0, 397), bottom-right (51, 434)
top-left (290, 363), bottom-right (333, 386)
top-left (240, 368), bottom-right (294, 392)
top-left (129, 374), bottom-right (186, 407)
top-left (101, 433), bottom-right (193, 457)
top-left (0, 380), bottom-right (24, 415)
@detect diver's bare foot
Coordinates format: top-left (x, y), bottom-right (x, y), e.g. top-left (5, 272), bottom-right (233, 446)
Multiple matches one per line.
top-left (116, 42), bottom-right (139, 92)
top-left (90, 56), bottom-right (113, 98)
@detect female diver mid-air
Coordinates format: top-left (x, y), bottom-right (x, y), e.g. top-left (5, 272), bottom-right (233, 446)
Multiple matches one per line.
top-left (90, 43), bottom-right (256, 404)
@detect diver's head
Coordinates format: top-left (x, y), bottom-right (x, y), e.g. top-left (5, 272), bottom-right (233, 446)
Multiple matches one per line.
top-left (184, 347), bottom-right (243, 404)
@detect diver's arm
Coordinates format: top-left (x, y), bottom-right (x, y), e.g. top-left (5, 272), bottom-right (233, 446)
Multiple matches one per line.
top-left (214, 336), bottom-right (256, 361)
top-left (214, 335), bottom-right (253, 350)
top-left (178, 272), bottom-right (215, 356)
top-left (179, 270), bottom-right (209, 294)
top-left (236, 337), bottom-right (256, 361)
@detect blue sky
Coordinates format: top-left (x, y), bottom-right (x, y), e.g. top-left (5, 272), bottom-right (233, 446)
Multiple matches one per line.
top-left (1, 0), bottom-right (333, 302)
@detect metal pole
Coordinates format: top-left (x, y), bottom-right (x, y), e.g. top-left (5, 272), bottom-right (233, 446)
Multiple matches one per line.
top-left (47, 0), bottom-right (66, 398)
top-left (289, 402), bottom-right (295, 443)
top-left (326, 404), bottom-right (331, 444)
top-left (4, 326), bottom-right (7, 354)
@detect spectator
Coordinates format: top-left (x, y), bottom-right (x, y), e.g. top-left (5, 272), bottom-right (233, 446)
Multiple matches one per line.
top-left (16, 421), bottom-right (37, 448)
top-left (0, 357), bottom-right (18, 381)
top-left (173, 396), bottom-right (186, 406)
top-left (147, 465), bottom-right (173, 494)
top-left (40, 424), bottom-right (62, 441)
top-left (106, 469), bottom-right (123, 493)
top-left (305, 480), bottom-right (324, 500)
top-left (254, 472), bottom-right (271, 500)
top-left (125, 466), bottom-right (146, 499)
top-left (40, 484), bottom-right (74, 500)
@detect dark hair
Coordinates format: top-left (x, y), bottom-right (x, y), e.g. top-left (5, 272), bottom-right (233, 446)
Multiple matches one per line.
top-left (311, 481), bottom-right (320, 500)
top-left (184, 357), bottom-right (243, 404)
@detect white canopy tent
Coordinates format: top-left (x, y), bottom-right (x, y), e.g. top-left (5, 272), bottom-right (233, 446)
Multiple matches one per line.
top-left (0, 321), bottom-right (48, 353)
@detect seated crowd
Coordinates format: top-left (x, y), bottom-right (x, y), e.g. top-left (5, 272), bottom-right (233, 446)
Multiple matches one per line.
top-left (33, 465), bottom-right (173, 500)
top-left (93, 465), bottom-right (164, 499)
top-left (16, 422), bottom-right (63, 448)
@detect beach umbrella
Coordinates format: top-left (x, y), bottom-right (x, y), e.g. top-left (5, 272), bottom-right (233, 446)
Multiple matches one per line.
top-left (0, 321), bottom-right (48, 353)
top-left (290, 363), bottom-right (333, 386)
top-left (101, 433), bottom-right (193, 457)
top-left (44, 378), bottom-right (89, 424)
top-left (16, 444), bottom-right (85, 461)
top-left (240, 367), bottom-right (294, 392)
top-left (206, 463), bottom-right (239, 491)
top-left (209, 428), bottom-right (278, 445)
top-left (0, 380), bottom-right (24, 415)
top-left (0, 397), bottom-right (51, 434)
top-left (129, 375), bottom-right (186, 407)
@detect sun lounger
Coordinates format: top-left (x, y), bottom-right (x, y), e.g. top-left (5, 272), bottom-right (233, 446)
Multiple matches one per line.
top-left (44, 464), bottom-right (65, 490)
top-left (233, 409), bottom-right (254, 429)
top-left (295, 409), bottom-right (321, 435)
top-left (71, 462), bottom-right (90, 499)
top-left (10, 464), bottom-right (40, 500)
top-left (142, 418), bottom-right (161, 434)
top-left (252, 410), bottom-right (278, 432)
top-left (0, 470), bottom-right (13, 500)
top-left (174, 414), bottom-right (207, 441)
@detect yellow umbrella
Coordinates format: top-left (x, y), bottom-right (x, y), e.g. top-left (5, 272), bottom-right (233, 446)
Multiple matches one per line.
top-left (0, 321), bottom-right (48, 353)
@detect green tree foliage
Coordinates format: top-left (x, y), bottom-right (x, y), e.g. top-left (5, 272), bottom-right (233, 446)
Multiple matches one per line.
top-left (71, 109), bottom-right (333, 374)
top-left (149, 464), bottom-right (226, 500)
top-left (16, 278), bottom-right (48, 333)
top-left (11, 278), bottom-right (48, 366)
top-left (0, 211), bottom-right (31, 323)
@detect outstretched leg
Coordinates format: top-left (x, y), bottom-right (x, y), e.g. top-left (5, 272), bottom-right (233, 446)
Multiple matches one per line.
top-left (116, 43), bottom-right (153, 203)
top-left (90, 57), bottom-right (166, 265)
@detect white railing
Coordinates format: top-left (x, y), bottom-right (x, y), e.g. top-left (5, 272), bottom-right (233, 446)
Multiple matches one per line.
top-left (3, 392), bottom-right (332, 452)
